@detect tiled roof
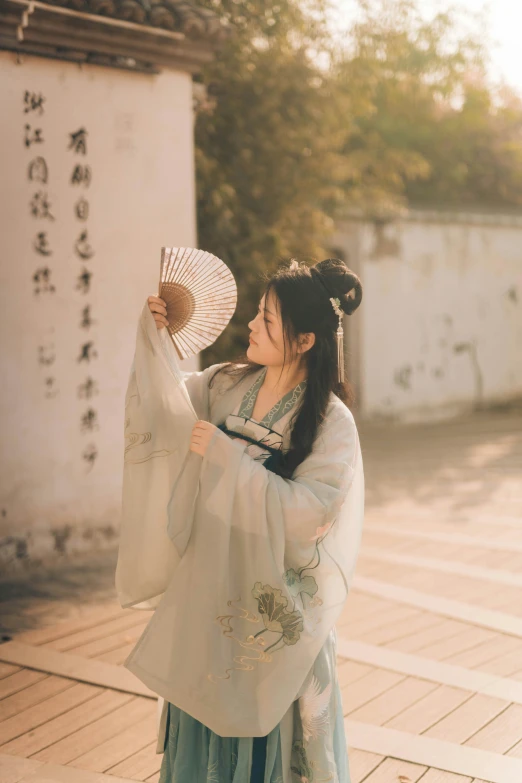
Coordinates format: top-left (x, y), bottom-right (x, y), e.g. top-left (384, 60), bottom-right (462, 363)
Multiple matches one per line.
top-left (40, 0), bottom-right (229, 40)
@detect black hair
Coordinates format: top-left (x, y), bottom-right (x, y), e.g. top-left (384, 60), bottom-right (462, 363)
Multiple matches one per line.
top-left (209, 257), bottom-right (363, 478)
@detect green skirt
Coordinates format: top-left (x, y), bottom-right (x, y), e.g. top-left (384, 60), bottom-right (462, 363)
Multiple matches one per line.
top-left (158, 680), bottom-right (350, 782)
top-left (159, 701), bottom-right (280, 783)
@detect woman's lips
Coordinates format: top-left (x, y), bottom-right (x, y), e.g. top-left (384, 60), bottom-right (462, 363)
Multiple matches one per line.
top-left (249, 335), bottom-right (257, 345)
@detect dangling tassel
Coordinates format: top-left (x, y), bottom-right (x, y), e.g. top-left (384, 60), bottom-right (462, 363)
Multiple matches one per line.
top-left (330, 298), bottom-right (345, 384)
top-left (336, 322), bottom-right (344, 383)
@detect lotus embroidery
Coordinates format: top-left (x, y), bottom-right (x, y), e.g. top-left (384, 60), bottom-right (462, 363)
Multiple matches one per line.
top-left (309, 521), bottom-right (332, 541)
top-left (251, 582), bottom-right (304, 647)
top-left (283, 569), bottom-right (318, 601)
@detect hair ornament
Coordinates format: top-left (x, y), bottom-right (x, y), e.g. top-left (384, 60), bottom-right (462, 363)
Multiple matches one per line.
top-left (329, 297), bottom-right (345, 383)
top-left (309, 263), bottom-right (347, 384)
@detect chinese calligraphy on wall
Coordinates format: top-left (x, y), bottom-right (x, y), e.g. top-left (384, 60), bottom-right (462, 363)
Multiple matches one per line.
top-left (24, 91), bottom-right (99, 472)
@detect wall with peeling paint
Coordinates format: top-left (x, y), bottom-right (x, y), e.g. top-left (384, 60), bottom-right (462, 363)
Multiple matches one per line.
top-left (331, 211), bottom-right (522, 422)
top-left (0, 53), bottom-right (199, 569)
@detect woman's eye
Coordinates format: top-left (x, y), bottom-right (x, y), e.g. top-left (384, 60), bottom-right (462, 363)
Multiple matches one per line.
top-left (257, 307), bottom-right (271, 324)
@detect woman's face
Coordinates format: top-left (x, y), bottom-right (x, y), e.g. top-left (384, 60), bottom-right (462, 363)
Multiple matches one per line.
top-left (246, 290), bottom-right (315, 367)
top-left (246, 290), bottom-right (286, 367)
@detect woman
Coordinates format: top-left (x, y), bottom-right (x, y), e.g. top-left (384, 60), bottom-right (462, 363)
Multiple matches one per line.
top-left (116, 257), bottom-right (365, 783)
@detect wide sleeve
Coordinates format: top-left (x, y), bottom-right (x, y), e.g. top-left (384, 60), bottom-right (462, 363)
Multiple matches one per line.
top-left (200, 404), bottom-right (361, 569)
top-left (115, 302), bottom-right (215, 611)
top-left (118, 322), bottom-right (364, 738)
top-left (154, 398), bottom-right (365, 736)
top-left (156, 325), bottom-right (226, 421)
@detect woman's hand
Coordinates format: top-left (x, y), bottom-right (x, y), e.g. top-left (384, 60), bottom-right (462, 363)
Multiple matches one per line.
top-left (190, 420), bottom-right (218, 457)
top-left (148, 295), bottom-right (169, 329)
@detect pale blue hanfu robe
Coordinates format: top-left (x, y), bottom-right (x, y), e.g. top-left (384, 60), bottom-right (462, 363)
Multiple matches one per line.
top-left (116, 302), bottom-right (365, 783)
top-left (158, 368), bottom-right (351, 783)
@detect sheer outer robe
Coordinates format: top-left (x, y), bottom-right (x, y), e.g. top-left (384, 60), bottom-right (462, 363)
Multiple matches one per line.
top-left (116, 303), bottom-right (365, 742)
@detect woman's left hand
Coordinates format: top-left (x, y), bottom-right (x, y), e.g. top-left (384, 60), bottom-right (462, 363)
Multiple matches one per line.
top-left (190, 420), bottom-right (218, 457)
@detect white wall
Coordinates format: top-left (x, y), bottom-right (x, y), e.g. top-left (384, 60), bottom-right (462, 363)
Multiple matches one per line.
top-left (0, 52), bottom-right (199, 566)
top-left (332, 212), bottom-right (522, 422)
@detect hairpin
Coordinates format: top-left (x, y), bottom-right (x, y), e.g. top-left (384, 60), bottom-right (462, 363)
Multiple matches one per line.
top-left (329, 297), bottom-right (344, 383)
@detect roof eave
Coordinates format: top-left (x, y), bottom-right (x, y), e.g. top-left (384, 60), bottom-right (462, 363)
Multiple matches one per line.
top-left (0, 0), bottom-right (226, 72)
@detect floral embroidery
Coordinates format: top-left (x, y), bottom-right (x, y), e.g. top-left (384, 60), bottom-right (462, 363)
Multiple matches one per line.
top-left (209, 534), bottom-right (330, 680)
top-left (208, 571), bottom-right (320, 681)
top-left (251, 583), bottom-right (304, 650)
top-left (309, 521), bottom-right (333, 542)
top-left (208, 517), bottom-right (330, 679)
top-left (283, 570), bottom-right (318, 602)
top-left (208, 379), bottom-right (337, 682)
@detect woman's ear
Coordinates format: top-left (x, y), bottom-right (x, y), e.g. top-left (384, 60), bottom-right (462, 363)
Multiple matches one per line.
top-left (298, 332), bottom-right (316, 354)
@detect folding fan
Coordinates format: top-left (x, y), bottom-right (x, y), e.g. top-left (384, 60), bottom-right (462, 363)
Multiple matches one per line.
top-left (158, 247), bottom-right (237, 360)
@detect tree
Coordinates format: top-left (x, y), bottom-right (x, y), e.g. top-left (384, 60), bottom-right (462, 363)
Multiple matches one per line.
top-left (194, 0), bottom-right (350, 365)
top-left (334, 0), bottom-right (522, 211)
top-left (194, 0), bottom-right (522, 365)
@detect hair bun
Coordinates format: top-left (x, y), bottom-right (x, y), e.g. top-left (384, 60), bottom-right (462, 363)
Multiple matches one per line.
top-left (313, 258), bottom-right (363, 316)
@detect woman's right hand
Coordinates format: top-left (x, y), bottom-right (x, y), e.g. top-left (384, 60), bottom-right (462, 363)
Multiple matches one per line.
top-left (148, 295), bottom-right (169, 329)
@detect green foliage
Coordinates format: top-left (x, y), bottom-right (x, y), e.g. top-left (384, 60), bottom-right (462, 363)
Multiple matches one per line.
top-left (406, 82), bottom-right (522, 207)
top-left (195, 0), bottom-right (348, 365)
top-left (336, 0), bottom-right (522, 211)
top-left (194, 0), bottom-right (522, 365)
